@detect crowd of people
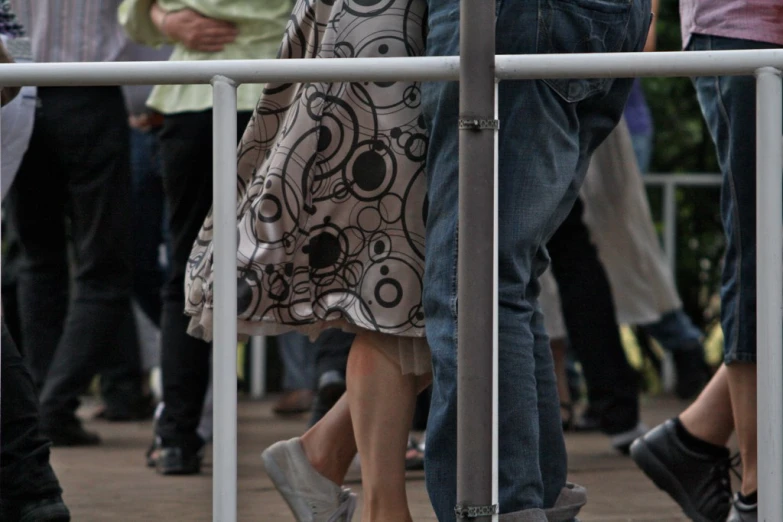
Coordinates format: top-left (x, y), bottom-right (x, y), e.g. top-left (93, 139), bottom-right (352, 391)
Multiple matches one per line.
top-left (0, 0), bottom-right (780, 521)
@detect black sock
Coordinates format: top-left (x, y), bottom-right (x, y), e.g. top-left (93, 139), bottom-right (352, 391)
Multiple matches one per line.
top-left (673, 417), bottom-right (727, 457)
top-left (738, 491), bottom-right (758, 506)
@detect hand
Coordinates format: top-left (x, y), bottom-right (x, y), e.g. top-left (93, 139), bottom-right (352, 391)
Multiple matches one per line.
top-left (153, 6), bottom-right (238, 52)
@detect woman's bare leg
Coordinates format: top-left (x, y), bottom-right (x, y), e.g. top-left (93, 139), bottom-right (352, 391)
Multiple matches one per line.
top-left (299, 339), bottom-right (432, 496)
top-left (300, 393), bottom-right (357, 486)
top-left (347, 333), bottom-right (419, 522)
top-left (679, 364), bottom-right (734, 446)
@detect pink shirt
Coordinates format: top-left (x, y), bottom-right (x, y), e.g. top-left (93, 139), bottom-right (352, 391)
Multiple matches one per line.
top-left (680, 0), bottom-right (783, 49)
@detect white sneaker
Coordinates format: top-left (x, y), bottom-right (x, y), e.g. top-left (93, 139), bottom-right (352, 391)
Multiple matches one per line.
top-left (262, 438), bottom-right (357, 522)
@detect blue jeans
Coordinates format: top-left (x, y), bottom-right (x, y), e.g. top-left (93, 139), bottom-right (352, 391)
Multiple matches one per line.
top-left (277, 332), bottom-right (318, 391)
top-left (630, 129), bottom-right (653, 174)
top-left (421, 0), bottom-right (651, 518)
top-left (642, 308), bottom-right (703, 352)
top-left (689, 34), bottom-right (781, 364)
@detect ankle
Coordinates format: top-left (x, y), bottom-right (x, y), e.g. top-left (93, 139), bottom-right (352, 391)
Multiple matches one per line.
top-left (738, 489), bottom-right (757, 506)
top-left (361, 495), bottom-right (412, 522)
top-left (674, 417), bottom-right (728, 457)
top-left (300, 434), bottom-right (337, 483)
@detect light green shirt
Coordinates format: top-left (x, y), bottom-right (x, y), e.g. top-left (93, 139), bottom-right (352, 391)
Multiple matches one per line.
top-left (118, 0), bottom-right (291, 114)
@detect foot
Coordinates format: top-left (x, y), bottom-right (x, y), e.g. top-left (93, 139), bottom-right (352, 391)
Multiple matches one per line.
top-left (262, 438), bottom-right (356, 522)
top-left (630, 419), bottom-right (733, 522)
top-left (2, 496), bottom-right (71, 522)
top-left (274, 389), bottom-right (315, 416)
top-left (610, 422), bottom-right (648, 454)
top-left (673, 345), bottom-right (710, 400)
top-left (155, 445), bottom-right (204, 475)
top-left (42, 419), bottom-right (101, 447)
top-left (727, 493), bottom-right (757, 522)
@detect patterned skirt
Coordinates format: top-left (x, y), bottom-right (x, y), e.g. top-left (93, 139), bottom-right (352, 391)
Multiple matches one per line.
top-left (184, 0), bottom-right (431, 373)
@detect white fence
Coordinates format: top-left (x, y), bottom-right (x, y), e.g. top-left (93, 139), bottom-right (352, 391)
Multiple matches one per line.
top-left (0, 48), bottom-right (781, 522)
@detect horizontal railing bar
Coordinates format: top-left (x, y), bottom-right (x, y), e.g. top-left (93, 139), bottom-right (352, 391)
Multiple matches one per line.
top-left (644, 173), bottom-right (722, 186)
top-left (494, 49), bottom-right (783, 80)
top-left (0, 49), bottom-right (782, 87)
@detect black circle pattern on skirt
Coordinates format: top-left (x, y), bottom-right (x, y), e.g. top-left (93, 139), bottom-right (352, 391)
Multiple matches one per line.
top-left (186, 0), bottom-right (428, 339)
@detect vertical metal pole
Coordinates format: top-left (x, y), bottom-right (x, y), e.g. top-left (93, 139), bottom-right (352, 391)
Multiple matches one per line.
top-left (755, 66), bottom-right (783, 522)
top-left (457, 0), bottom-right (497, 520)
top-left (662, 181), bottom-right (677, 274)
top-left (250, 336), bottom-right (267, 398)
top-left (211, 75), bottom-right (238, 522)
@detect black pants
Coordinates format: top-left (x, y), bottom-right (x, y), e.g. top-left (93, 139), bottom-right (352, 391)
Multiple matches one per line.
top-left (308, 329), bottom-right (354, 427)
top-left (155, 110), bottom-right (252, 449)
top-left (547, 198), bottom-right (640, 434)
top-left (5, 87), bottom-right (134, 426)
top-left (1, 320), bottom-right (62, 504)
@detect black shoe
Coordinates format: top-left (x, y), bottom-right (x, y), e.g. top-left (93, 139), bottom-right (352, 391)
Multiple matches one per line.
top-left (42, 420), bottom-right (101, 447)
top-left (673, 344), bottom-right (710, 400)
top-left (310, 370), bottom-right (346, 424)
top-left (155, 446), bottom-right (203, 475)
top-left (2, 496), bottom-right (71, 522)
top-left (630, 420), bottom-right (733, 522)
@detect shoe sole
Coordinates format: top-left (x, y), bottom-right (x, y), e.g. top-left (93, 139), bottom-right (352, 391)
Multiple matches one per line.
top-left (19, 505), bottom-right (71, 522)
top-left (629, 438), bottom-right (711, 522)
top-left (261, 446), bottom-right (357, 522)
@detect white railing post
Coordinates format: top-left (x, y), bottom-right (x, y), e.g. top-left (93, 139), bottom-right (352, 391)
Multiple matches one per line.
top-left (755, 66), bottom-right (783, 522)
top-left (662, 180), bottom-right (677, 274)
top-left (211, 75), bottom-right (238, 522)
top-left (250, 336), bottom-right (266, 398)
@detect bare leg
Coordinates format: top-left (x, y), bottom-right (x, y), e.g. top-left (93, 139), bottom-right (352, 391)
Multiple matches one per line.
top-left (347, 333), bottom-right (418, 522)
top-left (679, 364), bottom-right (734, 446)
top-left (300, 393), bottom-right (357, 486)
top-left (300, 343), bottom-right (432, 493)
top-left (725, 363), bottom-right (756, 495)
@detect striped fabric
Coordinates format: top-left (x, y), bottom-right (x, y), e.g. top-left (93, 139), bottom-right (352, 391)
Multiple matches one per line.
top-left (10, 0), bottom-right (127, 63)
top-left (680, 0), bottom-right (783, 49)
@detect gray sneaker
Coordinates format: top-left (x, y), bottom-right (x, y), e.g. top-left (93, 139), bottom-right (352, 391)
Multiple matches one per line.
top-left (262, 438), bottom-right (356, 522)
top-left (727, 494), bottom-right (757, 522)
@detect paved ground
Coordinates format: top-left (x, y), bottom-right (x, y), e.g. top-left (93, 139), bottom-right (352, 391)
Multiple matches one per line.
top-left (52, 396), bottom-right (699, 521)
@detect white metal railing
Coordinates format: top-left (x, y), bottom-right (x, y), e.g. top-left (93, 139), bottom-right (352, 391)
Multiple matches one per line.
top-left (644, 173), bottom-right (723, 273)
top-left (0, 49), bottom-right (780, 522)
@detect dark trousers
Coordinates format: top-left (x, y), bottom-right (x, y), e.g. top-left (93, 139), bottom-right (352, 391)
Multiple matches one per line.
top-left (130, 127), bottom-right (167, 327)
top-left (5, 87), bottom-right (133, 426)
top-left (308, 329), bottom-right (353, 427)
top-left (1, 320), bottom-right (62, 504)
top-left (155, 110), bottom-right (251, 449)
top-left (547, 198), bottom-right (640, 434)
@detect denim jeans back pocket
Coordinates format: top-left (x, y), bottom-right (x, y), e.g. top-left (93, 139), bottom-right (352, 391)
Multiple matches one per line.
top-left (537, 0), bottom-right (633, 103)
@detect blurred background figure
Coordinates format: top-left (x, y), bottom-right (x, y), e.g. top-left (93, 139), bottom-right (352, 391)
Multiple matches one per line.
top-left (6, 0), bottom-right (134, 447)
top-left (119, 0), bottom-right (292, 475)
top-left (0, 5), bottom-right (70, 518)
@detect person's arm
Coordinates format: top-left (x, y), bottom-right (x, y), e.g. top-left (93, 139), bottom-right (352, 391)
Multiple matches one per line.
top-left (149, 2), bottom-right (237, 52)
top-left (0, 41), bottom-right (20, 106)
top-left (643, 0), bottom-right (659, 52)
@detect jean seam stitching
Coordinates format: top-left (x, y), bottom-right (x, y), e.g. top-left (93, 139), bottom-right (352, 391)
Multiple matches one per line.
top-left (710, 40), bottom-right (743, 361)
